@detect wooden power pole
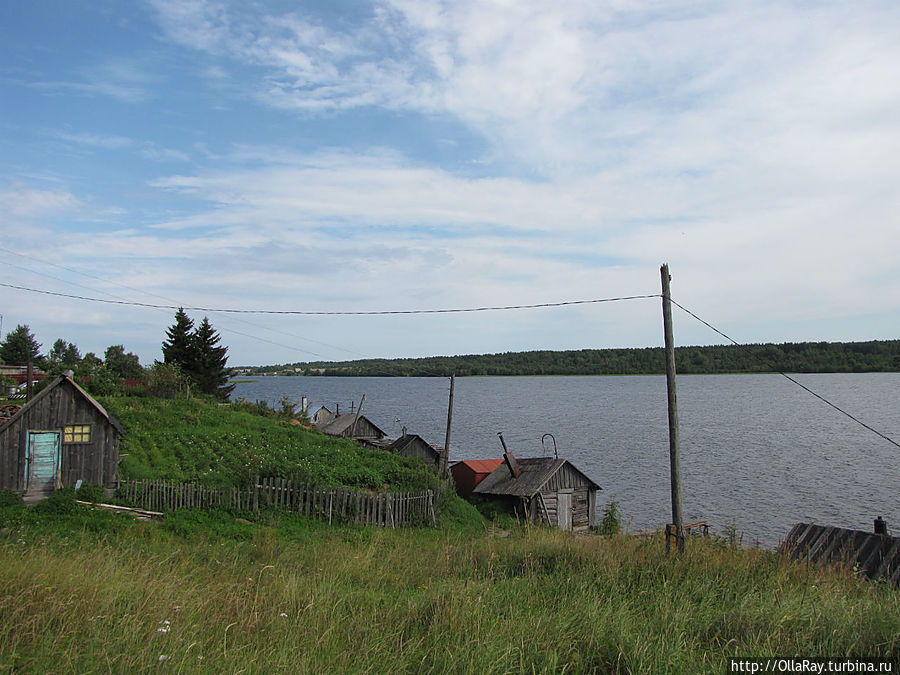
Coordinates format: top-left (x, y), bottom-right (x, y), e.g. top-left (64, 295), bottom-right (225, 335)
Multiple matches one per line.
top-left (661, 264), bottom-right (685, 553)
top-left (442, 374), bottom-right (455, 476)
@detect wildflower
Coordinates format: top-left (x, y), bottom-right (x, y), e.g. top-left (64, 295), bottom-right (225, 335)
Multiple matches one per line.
top-left (279, 612), bottom-right (288, 618)
top-left (158, 655), bottom-right (169, 663)
top-left (157, 620), bottom-right (171, 634)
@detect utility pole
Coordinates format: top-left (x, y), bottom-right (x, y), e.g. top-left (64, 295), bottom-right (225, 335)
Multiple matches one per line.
top-left (661, 264), bottom-right (685, 553)
top-left (351, 394), bottom-right (365, 438)
top-left (442, 374), bottom-right (455, 476)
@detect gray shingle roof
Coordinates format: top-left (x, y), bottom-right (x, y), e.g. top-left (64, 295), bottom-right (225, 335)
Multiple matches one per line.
top-left (318, 413), bottom-right (385, 438)
top-left (473, 457), bottom-right (598, 497)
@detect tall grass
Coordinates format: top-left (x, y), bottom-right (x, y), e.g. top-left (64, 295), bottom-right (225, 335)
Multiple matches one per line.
top-left (1, 504), bottom-right (897, 673)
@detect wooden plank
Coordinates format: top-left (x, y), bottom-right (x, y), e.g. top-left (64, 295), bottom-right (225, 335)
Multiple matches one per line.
top-left (75, 500), bottom-right (164, 518)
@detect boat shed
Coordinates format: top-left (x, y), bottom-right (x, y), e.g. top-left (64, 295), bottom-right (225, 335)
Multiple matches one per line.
top-left (450, 459), bottom-right (504, 498)
top-left (316, 413), bottom-right (386, 441)
top-left (0, 373), bottom-right (122, 499)
top-left (474, 454), bottom-right (600, 531)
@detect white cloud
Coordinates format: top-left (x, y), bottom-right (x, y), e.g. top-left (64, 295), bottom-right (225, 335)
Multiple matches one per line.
top-left (0, 186), bottom-right (82, 220)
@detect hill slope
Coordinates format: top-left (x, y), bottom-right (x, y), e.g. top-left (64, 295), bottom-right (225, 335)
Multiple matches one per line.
top-left (103, 397), bottom-right (442, 492)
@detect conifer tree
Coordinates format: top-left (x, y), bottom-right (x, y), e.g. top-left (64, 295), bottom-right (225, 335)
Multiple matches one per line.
top-left (0, 324), bottom-right (43, 366)
top-left (192, 317), bottom-right (234, 399)
top-left (161, 310), bottom-right (232, 399)
top-left (162, 308), bottom-right (198, 372)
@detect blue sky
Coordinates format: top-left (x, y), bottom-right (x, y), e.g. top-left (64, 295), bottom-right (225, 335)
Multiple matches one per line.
top-left (1, 0), bottom-right (898, 366)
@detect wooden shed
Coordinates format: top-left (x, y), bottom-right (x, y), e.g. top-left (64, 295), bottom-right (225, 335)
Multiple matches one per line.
top-left (473, 454), bottom-right (600, 531)
top-left (316, 413), bottom-right (386, 441)
top-left (450, 459), bottom-right (504, 498)
top-left (386, 433), bottom-right (444, 472)
top-left (0, 374), bottom-right (122, 498)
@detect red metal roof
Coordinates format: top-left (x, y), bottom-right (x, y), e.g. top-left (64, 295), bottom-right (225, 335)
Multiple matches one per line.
top-left (456, 459), bottom-right (503, 474)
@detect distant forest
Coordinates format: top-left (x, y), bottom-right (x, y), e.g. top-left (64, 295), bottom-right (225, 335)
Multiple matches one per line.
top-left (247, 340), bottom-right (900, 377)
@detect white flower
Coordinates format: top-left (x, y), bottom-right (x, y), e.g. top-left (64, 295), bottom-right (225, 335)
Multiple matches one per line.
top-left (158, 655), bottom-right (169, 663)
top-left (279, 613), bottom-right (288, 618)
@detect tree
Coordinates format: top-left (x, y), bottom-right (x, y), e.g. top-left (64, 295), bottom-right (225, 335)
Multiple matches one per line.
top-left (0, 324), bottom-right (43, 366)
top-left (160, 310), bottom-right (233, 399)
top-left (192, 317), bottom-right (234, 399)
top-left (147, 361), bottom-right (190, 398)
top-left (162, 308), bottom-right (198, 371)
top-left (103, 345), bottom-right (146, 381)
top-left (47, 338), bottom-right (82, 371)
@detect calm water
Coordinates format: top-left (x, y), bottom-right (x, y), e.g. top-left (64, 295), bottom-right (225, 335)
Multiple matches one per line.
top-left (231, 374), bottom-right (899, 547)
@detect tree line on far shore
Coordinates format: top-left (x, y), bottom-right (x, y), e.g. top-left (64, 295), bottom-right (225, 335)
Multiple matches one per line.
top-left (0, 309), bottom-right (232, 399)
top-left (248, 339), bottom-right (900, 377)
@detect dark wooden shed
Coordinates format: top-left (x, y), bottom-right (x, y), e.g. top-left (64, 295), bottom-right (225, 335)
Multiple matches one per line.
top-left (0, 374), bottom-right (122, 498)
top-left (316, 413), bottom-right (386, 441)
top-left (473, 454), bottom-right (600, 531)
top-left (386, 433), bottom-right (444, 471)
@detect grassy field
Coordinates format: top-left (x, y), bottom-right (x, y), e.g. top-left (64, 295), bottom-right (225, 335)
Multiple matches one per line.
top-left (1, 495), bottom-right (898, 674)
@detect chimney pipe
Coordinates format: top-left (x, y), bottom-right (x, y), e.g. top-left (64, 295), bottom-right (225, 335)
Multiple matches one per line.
top-left (497, 432), bottom-right (522, 478)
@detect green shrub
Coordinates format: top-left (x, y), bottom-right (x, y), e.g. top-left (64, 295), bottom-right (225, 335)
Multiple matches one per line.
top-left (74, 483), bottom-right (105, 503)
top-left (31, 489), bottom-right (82, 515)
top-left (599, 497), bottom-right (621, 536)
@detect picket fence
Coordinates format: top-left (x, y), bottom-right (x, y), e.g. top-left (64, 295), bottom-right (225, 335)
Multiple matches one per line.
top-left (117, 477), bottom-right (436, 528)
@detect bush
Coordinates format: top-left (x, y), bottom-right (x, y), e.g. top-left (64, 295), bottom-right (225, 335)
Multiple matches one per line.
top-left (31, 489), bottom-right (82, 515)
top-left (75, 483), bottom-right (105, 503)
top-left (599, 497), bottom-right (621, 536)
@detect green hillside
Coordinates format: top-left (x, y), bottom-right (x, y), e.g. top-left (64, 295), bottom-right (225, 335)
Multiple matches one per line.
top-left (102, 397), bottom-right (442, 493)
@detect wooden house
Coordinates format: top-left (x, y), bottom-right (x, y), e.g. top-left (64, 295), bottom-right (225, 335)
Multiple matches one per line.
top-left (450, 459), bottom-right (504, 498)
top-left (316, 413), bottom-right (386, 441)
top-left (0, 374), bottom-right (122, 498)
top-left (473, 453), bottom-right (600, 531)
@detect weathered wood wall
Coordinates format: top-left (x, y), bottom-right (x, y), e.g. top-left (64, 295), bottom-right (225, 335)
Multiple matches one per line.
top-left (535, 487), bottom-right (593, 530)
top-left (0, 379), bottom-right (119, 491)
top-left (394, 436), bottom-right (441, 470)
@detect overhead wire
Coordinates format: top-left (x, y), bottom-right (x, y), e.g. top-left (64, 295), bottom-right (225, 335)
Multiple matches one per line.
top-left (2, 272), bottom-right (895, 448)
top-left (669, 297), bottom-right (900, 450)
top-left (0, 250), bottom-right (372, 359)
top-left (0, 281), bottom-right (660, 314)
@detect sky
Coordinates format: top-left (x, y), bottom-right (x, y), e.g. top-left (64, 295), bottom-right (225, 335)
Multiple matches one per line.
top-left (1, 0), bottom-right (898, 367)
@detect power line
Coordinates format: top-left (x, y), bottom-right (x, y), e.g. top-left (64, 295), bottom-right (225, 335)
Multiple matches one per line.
top-left (4, 273), bottom-right (894, 448)
top-left (0, 281), bottom-right (660, 315)
top-left (0, 252), bottom-right (372, 359)
top-left (670, 298), bottom-right (900, 450)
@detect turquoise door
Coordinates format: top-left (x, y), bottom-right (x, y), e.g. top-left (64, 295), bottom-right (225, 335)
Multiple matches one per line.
top-left (26, 432), bottom-right (61, 494)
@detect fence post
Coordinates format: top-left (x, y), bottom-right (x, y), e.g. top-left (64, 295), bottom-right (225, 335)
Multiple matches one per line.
top-left (253, 474), bottom-right (259, 514)
top-left (388, 493), bottom-right (395, 528)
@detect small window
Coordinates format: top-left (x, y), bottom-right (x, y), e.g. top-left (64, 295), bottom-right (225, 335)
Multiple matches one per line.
top-left (64, 425), bottom-right (91, 443)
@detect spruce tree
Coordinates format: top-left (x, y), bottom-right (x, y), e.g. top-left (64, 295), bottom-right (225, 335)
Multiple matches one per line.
top-left (162, 308), bottom-right (199, 374)
top-left (192, 317), bottom-right (234, 399)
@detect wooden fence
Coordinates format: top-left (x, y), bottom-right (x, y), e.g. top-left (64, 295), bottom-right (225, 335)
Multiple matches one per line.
top-left (117, 477), bottom-right (436, 528)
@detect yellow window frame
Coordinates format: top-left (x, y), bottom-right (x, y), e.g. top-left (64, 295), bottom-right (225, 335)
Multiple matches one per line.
top-left (63, 424), bottom-right (91, 444)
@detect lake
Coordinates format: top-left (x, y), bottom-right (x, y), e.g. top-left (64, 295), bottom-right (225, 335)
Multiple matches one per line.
top-left (231, 373), bottom-right (900, 547)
